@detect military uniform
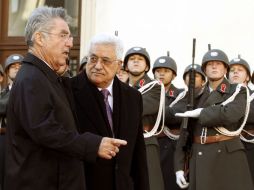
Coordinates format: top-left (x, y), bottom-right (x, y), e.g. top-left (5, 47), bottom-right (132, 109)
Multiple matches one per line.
top-left (131, 74), bottom-right (164, 190)
top-left (0, 88), bottom-right (9, 190)
top-left (0, 54), bottom-right (23, 190)
top-left (157, 84), bottom-right (183, 190)
top-left (241, 89), bottom-right (254, 183)
top-left (175, 79), bottom-right (254, 190)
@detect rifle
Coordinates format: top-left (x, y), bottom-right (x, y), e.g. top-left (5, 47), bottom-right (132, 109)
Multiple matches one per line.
top-left (182, 38), bottom-right (196, 180)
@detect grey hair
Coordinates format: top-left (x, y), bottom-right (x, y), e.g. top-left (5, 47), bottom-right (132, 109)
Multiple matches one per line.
top-left (88, 33), bottom-right (124, 60)
top-left (25, 6), bottom-right (71, 46)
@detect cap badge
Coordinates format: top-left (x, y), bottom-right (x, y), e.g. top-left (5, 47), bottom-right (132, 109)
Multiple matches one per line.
top-left (133, 47), bottom-right (141, 51)
top-left (13, 55), bottom-right (20, 60)
top-left (210, 52), bottom-right (218, 57)
top-left (159, 58), bottom-right (166, 64)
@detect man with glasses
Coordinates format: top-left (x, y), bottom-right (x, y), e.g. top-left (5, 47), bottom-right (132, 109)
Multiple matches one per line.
top-left (5, 6), bottom-right (126, 190)
top-left (71, 33), bottom-right (149, 190)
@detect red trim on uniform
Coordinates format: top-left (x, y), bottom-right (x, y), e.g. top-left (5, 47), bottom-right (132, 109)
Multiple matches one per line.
top-left (169, 90), bottom-right (174, 97)
top-left (221, 83), bottom-right (226, 93)
top-left (139, 79), bottom-right (145, 87)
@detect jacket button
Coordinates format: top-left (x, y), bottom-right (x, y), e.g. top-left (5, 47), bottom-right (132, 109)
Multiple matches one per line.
top-left (115, 164), bottom-right (118, 170)
top-left (198, 151), bottom-right (203, 156)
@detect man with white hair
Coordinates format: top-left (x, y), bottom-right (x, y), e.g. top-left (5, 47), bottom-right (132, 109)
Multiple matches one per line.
top-left (71, 33), bottom-right (149, 190)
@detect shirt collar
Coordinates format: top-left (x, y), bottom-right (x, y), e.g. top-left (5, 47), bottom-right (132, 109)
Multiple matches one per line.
top-left (98, 79), bottom-right (114, 96)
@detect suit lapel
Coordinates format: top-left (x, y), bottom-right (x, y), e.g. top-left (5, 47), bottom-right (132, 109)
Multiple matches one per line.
top-left (112, 78), bottom-right (121, 137)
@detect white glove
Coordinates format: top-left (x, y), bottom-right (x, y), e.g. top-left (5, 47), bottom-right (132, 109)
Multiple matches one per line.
top-left (176, 170), bottom-right (189, 189)
top-left (175, 108), bottom-right (203, 118)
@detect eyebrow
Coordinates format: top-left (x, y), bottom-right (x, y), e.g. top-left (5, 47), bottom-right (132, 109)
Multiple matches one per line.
top-left (90, 53), bottom-right (111, 60)
top-left (59, 29), bottom-right (70, 34)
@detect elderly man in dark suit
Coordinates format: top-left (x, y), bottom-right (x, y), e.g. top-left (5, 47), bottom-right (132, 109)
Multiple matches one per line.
top-left (5, 6), bottom-right (126, 190)
top-left (71, 33), bottom-right (149, 190)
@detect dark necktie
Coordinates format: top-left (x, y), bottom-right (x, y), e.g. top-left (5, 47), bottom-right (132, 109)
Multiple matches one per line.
top-left (101, 89), bottom-right (113, 133)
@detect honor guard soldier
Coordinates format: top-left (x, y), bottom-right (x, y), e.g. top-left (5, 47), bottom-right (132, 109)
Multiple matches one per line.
top-left (228, 57), bottom-right (254, 183)
top-left (152, 55), bottom-right (183, 190)
top-left (183, 64), bottom-right (206, 89)
top-left (124, 47), bottom-right (165, 190)
top-left (0, 54), bottom-right (23, 190)
top-left (161, 63), bottom-right (206, 190)
top-left (174, 49), bottom-right (254, 190)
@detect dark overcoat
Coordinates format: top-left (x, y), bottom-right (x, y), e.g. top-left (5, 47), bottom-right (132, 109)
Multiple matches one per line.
top-left (132, 74), bottom-right (164, 190)
top-left (242, 89), bottom-right (254, 183)
top-left (71, 72), bottom-right (150, 190)
top-left (175, 79), bottom-right (254, 190)
top-left (158, 84), bottom-right (183, 190)
top-left (5, 53), bottom-right (102, 190)
top-left (0, 87), bottom-right (10, 190)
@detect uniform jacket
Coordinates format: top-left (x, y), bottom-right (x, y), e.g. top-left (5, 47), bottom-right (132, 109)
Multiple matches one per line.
top-left (71, 72), bottom-right (149, 190)
top-left (242, 89), bottom-right (254, 183)
top-left (175, 78), bottom-right (253, 190)
top-left (242, 89), bottom-right (254, 149)
top-left (164, 84), bottom-right (184, 129)
top-left (130, 74), bottom-right (164, 190)
top-left (132, 74), bottom-right (161, 127)
top-left (5, 53), bottom-right (102, 190)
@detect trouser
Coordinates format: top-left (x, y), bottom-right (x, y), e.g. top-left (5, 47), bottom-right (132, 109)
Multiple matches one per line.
top-left (145, 136), bottom-right (164, 190)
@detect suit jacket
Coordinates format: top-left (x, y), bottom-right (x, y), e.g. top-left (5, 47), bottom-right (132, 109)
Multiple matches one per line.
top-left (5, 53), bottom-right (102, 190)
top-left (71, 72), bottom-right (149, 190)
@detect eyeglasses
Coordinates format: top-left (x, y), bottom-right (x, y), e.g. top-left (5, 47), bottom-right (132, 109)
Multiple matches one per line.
top-left (88, 55), bottom-right (120, 65)
top-left (41, 31), bottom-right (73, 42)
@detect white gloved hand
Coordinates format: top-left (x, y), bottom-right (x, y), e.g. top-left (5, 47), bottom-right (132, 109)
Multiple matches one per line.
top-left (176, 170), bottom-right (189, 189)
top-left (175, 108), bottom-right (203, 118)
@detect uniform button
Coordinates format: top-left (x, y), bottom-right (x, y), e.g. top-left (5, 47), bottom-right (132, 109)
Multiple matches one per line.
top-left (115, 164), bottom-right (118, 170)
top-left (218, 149), bottom-right (221, 153)
top-left (198, 152), bottom-right (202, 156)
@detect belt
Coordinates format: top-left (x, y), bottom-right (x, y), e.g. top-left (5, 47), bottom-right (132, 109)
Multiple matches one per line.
top-left (0, 128), bottom-right (6, 135)
top-left (241, 129), bottom-right (254, 138)
top-left (157, 128), bottom-right (180, 138)
top-left (193, 135), bottom-right (237, 144)
top-left (143, 125), bottom-right (153, 132)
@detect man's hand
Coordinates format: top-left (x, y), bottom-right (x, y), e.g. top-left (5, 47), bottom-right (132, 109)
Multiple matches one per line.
top-left (176, 170), bottom-right (189, 189)
top-left (98, 137), bottom-right (127, 159)
top-left (175, 108), bottom-right (203, 118)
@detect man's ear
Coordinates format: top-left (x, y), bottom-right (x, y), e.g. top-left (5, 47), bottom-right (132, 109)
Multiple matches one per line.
top-left (33, 32), bottom-right (44, 47)
top-left (145, 65), bottom-right (149, 72)
top-left (116, 61), bottom-right (122, 73)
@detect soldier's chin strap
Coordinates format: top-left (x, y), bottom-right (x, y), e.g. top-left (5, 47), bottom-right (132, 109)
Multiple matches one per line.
top-left (240, 92), bottom-right (254, 143)
top-left (214, 84), bottom-right (250, 136)
top-left (138, 80), bottom-right (165, 138)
